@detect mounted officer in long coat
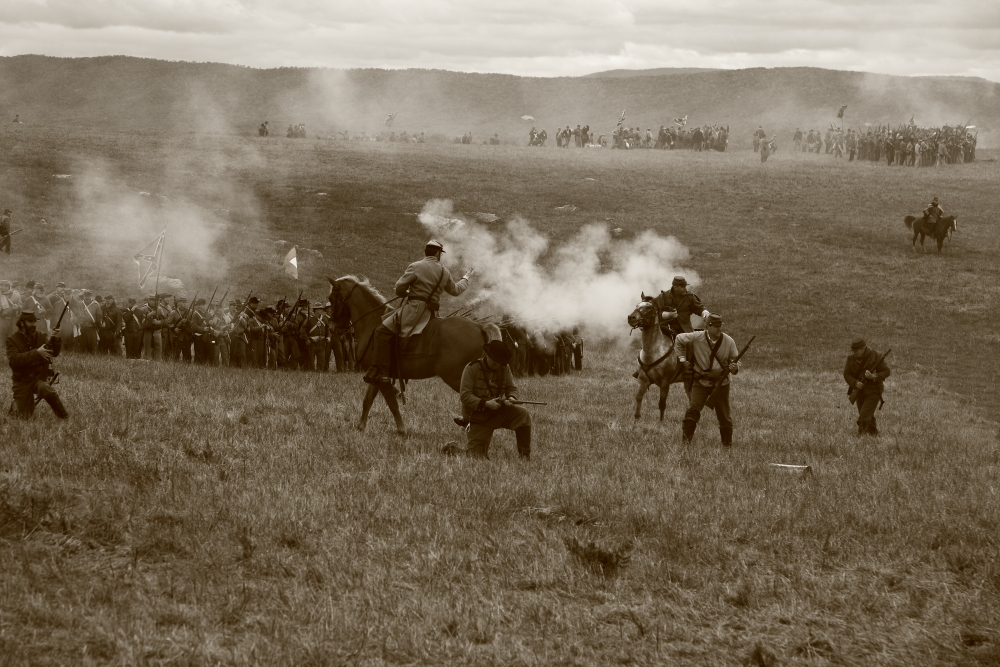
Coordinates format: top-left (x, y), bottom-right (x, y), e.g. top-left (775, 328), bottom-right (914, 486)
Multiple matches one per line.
top-left (364, 240), bottom-right (474, 385)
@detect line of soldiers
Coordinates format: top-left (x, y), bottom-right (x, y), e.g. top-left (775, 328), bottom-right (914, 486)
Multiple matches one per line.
top-left (499, 320), bottom-right (583, 378)
top-left (792, 123), bottom-right (976, 165)
top-left (612, 125), bottom-right (729, 151)
top-left (0, 280), bottom-right (359, 372)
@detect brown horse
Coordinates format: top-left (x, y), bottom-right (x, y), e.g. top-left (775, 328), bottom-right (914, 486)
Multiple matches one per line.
top-left (627, 296), bottom-right (686, 421)
top-left (904, 214), bottom-right (958, 252)
top-left (328, 275), bottom-right (500, 434)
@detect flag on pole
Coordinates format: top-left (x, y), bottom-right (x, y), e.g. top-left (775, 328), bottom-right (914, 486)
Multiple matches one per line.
top-left (284, 246), bottom-right (298, 280)
top-left (133, 231), bottom-right (164, 289)
top-left (385, 112), bottom-right (397, 127)
top-left (837, 105), bottom-right (848, 119)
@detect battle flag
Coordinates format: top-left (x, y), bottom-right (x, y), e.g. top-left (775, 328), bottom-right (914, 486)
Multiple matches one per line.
top-left (837, 105), bottom-right (848, 119)
top-left (385, 112), bottom-right (398, 128)
top-left (673, 115), bottom-right (688, 126)
top-left (284, 246), bottom-right (298, 280)
top-left (133, 231), bottom-right (164, 289)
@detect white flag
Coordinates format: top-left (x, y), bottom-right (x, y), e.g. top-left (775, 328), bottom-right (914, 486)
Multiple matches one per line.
top-left (284, 246), bottom-right (298, 280)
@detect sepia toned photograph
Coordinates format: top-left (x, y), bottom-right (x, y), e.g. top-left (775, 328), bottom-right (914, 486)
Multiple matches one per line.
top-left (1, 1), bottom-right (997, 664)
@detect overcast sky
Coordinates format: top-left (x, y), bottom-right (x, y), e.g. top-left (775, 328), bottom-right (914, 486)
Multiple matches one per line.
top-left (1, 0), bottom-right (997, 82)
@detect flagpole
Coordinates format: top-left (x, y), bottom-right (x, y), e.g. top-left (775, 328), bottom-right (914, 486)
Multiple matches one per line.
top-left (154, 230), bottom-right (164, 312)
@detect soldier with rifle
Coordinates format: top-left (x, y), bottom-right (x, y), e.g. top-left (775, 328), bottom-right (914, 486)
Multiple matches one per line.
top-left (443, 340), bottom-right (534, 460)
top-left (140, 293), bottom-right (168, 361)
top-left (676, 313), bottom-right (746, 447)
top-left (6, 300), bottom-right (68, 419)
top-left (0, 208), bottom-right (20, 255)
top-left (843, 338), bottom-right (891, 436)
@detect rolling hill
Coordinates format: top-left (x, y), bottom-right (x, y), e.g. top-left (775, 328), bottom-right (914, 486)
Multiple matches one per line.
top-left (1, 55), bottom-right (997, 147)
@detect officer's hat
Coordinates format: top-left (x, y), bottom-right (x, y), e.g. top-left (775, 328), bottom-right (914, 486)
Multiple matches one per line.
top-left (483, 340), bottom-right (511, 366)
top-left (672, 276), bottom-right (687, 287)
top-left (425, 239), bottom-right (445, 253)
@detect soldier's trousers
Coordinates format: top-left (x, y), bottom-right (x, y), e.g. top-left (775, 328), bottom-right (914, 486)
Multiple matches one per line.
top-left (0, 235), bottom-right (9, 254)
top-left (98, 329), bottom-right (116, 354)
top-left (465, 406), bottom-right (532, 459)
top-left (682, 383), bottom-right (733, 443)
top-left (217, 339), bottom-right (230, 367)
top-left (142, 331), bottom-right (162, 361)
top-left (124, 331), bottom-right (142, 358)
top-left (855, 390), bottom-right (881, 435)
top-left (573, 344), bottom-right (582, 371)
top-left (249, 338), bottom-right (264, 367)
top-left (231, 338), bottom-right (247, 367)
top-left (310, 342), bottom-right (326, 371)
top-left (79, 327), bottom-right (98, 354)
top-left (11, 379), bottom-right (67, 419)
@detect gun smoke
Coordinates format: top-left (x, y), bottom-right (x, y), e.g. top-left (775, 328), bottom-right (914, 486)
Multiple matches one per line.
top-left (417, 199), bottom-right (699, 340)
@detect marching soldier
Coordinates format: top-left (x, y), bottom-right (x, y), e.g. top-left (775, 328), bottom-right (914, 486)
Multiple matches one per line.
top-left (6, 302), bottom-right (68, 419)
top-left (230, 299), bottom-right (249, 367)
top-left (651, 276), bottom-right (711, 337)
top-left (304, 303), bottom-right (328, 371)
top-left (364, 240), bottom-right (473, 385)
top-left (246, 297), bottom-right (264, 367)
top-left (444, 340), bottom-right (531, 460)
top-left (843, 338), bottom-right (891, 436)
top-left (676, 313), bottom-right (741, 447)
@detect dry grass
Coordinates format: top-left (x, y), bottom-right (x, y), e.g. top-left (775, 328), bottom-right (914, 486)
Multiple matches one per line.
top-left (0, 125), bottom-right (999, 665)
top-left (1, 351), bottom-right (998, 665)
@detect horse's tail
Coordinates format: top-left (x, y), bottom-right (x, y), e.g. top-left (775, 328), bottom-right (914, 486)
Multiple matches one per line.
top-left (481, 323), bottom-right (502, 343)
top-left (904, 215), bottom-right (916, 230)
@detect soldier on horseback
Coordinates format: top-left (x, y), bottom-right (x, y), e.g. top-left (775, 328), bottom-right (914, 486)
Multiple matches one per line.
top-left (651, 276), bottom-right (711, 338)
top-left (922, 197), bottom-right (944, 223)
top-left (363, 240), bottom-right (474, 385)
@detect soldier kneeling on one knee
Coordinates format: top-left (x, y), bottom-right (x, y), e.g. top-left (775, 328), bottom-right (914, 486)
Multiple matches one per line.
top-left (444, 340), bottom-right (531, 460)
top-left (6, 303), bottom-right (69, 419)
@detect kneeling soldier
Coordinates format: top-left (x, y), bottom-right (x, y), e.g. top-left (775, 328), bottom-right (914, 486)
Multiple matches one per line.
top-left (447, 340), bottom-right (531, 460)
top-left (676, 313), bottom-right (740, 446)
top-left (6, 303), bottom-right (68, 419)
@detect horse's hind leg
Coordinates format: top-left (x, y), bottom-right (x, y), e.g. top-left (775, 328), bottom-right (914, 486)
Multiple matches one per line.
top-left (357, 384), bottom-right (380, 432)
top-left (657, 383), bottom-right (670, 422)
top-left (378, 384), bottom-right (406, 435)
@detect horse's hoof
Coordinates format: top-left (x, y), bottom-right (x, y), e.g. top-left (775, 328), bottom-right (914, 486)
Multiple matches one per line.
top-left (356, 422), bottom-right (366, 432)
top-left (396, 428), bottom-right (406, 436)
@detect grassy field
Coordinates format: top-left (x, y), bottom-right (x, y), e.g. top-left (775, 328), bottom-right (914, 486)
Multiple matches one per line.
top-left (1, 125), bottom-right (999, 665)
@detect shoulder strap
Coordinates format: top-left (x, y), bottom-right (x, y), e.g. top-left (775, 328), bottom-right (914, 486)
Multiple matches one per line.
top-left (697, 334), bottom-right (725, 373)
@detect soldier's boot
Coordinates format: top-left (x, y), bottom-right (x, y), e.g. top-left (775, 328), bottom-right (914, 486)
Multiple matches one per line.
top-left (868, 417), bottom-right (879, 437)
top-left (45, 394), bottom-right (69, 420)
top-left (720, 427), bottom-right (733, 447)
top-left (681, 419), bottom-right (697, 445)
top-left (515, 424), bottom-right (531, 460)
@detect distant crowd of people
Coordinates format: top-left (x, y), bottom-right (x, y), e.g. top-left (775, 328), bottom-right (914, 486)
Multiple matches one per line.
top-left (788, 122), bottom-right (977, 165)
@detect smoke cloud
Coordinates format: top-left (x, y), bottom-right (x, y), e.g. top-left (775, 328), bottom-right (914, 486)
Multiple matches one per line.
top-left (417, 199), bottom-right (698, 340)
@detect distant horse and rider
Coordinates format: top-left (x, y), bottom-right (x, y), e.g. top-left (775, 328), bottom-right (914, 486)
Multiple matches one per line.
top-left (905, 215), bottom-right (958, 252)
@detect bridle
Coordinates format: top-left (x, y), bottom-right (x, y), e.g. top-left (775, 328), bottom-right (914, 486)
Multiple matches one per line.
top-left (629, 301), bottom-right (657, 334)
top-left (331, 279), bottom-right (402, 334)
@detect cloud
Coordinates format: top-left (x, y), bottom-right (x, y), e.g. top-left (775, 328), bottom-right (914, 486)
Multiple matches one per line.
top-left (0, 0), bottom-right (996, 81)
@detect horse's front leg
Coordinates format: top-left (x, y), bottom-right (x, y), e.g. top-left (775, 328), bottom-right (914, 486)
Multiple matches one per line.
top-left (357, 384), bottom-right (379, 432)
top-left (657, 382), bottom-right (670, 422)
top-left (634, 377), bottom-right (651, 419)
top-left (378, 384), bottom-right (406, 435)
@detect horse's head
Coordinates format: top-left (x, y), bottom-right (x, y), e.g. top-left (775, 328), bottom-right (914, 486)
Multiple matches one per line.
top-left (628, 300), bottom-right (658, 329)
top-left (327, 276), bottom-right (359, 328)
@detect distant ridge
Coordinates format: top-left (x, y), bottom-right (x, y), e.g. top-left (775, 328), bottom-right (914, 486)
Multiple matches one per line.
top-left (584, 67), bottom-right (717, 78)
top-left (0, 56), bottom-right (996, 146)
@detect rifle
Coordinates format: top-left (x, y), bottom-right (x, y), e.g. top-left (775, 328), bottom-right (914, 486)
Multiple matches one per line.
top-left (453, 396), bottom-right (547, 428)
top-left (53, 299), bottom-right (71, 331)
top-left (2, 228), bottom-right (23, 238)
top-left (204, 285), bottom-right (219, 314)
top-left (279, 290), bottom-right (304, 325)
top-left (210, 287), bottom-right (229, 316)
top-left (704, 335), bottom-right (755, 410)
top-left (171, 292), bottom-right (198, 333)
top-left (848, 348), bottom-right (891, 405)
